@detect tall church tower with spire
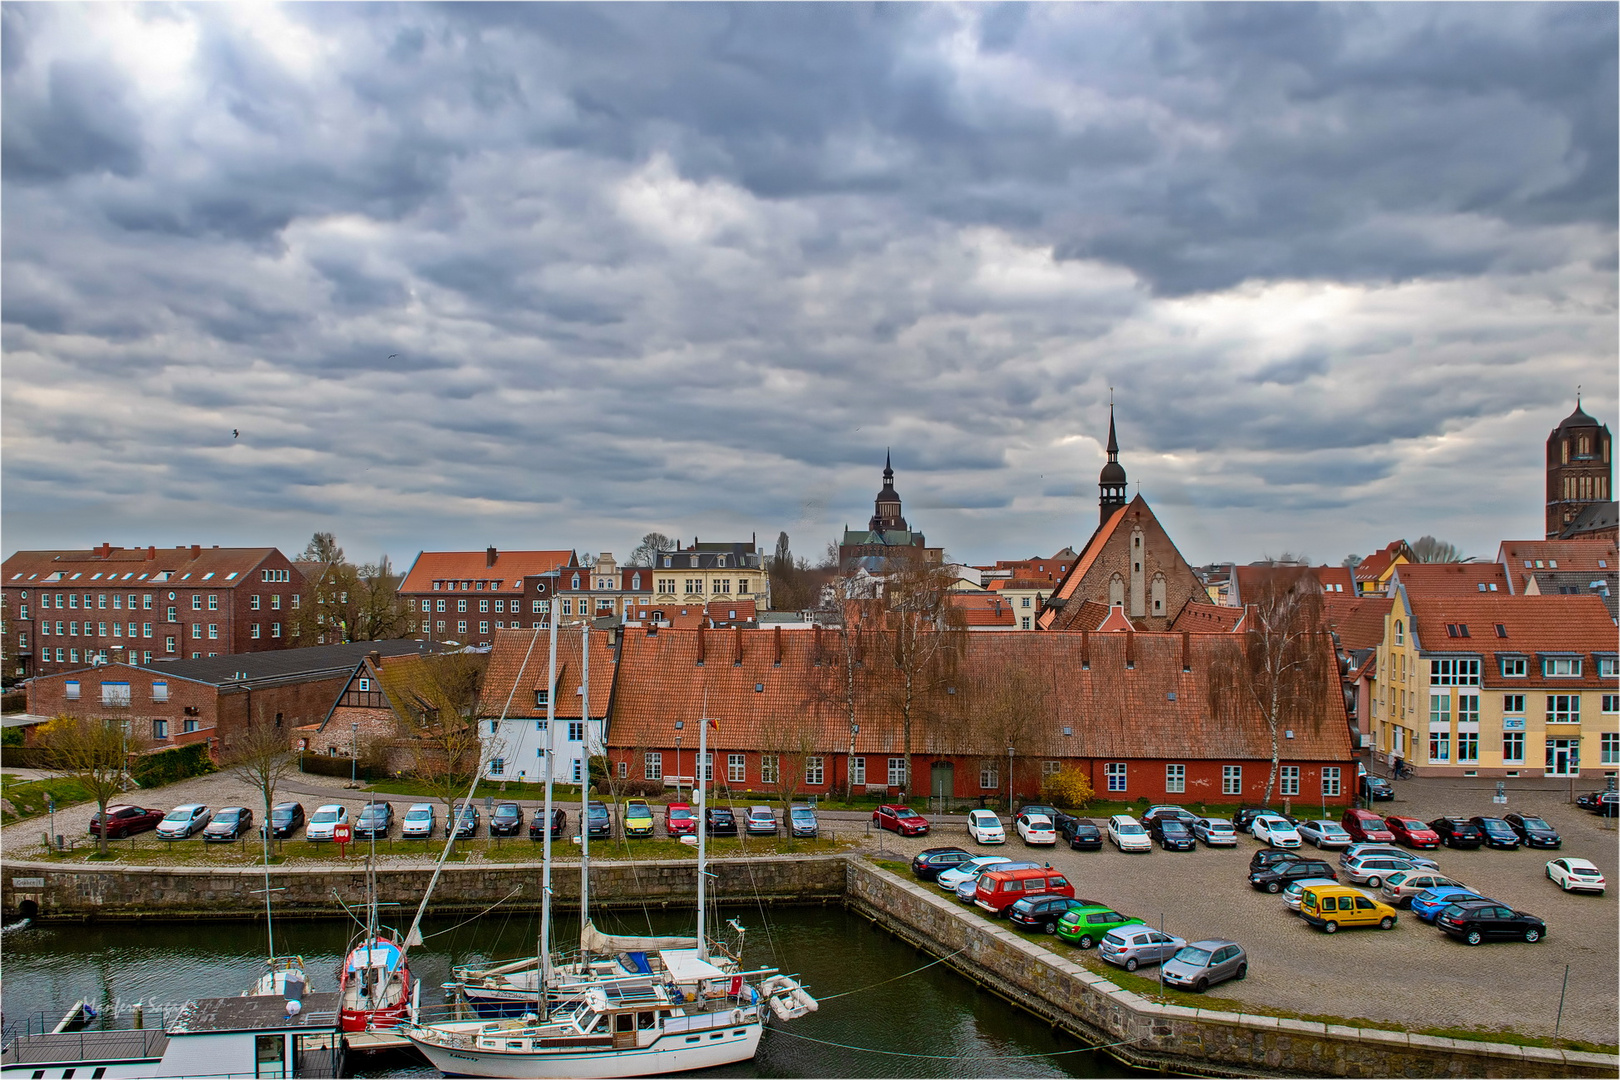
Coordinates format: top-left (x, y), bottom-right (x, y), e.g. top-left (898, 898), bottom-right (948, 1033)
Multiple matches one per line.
top-left (1098, 405), bottom-right (1128, 527)
top-left (1546, 397), bottom-right (1613, 538)
top-left (871, 449), bottom-right (908, 532)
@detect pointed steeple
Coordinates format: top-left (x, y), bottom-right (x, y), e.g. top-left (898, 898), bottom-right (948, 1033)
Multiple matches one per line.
top-left (872, 450), bottom-right (906, 533)
top-left (1106, 405), bottom-right (1119, 457)
top-left (884, 448), bottom-right (894, 483)
top-left (1099, 403), bottom-right (1128, 527)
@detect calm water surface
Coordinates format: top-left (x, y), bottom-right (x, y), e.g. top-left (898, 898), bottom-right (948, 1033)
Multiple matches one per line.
top-left (1, 904), bottom-right (1139, 1078)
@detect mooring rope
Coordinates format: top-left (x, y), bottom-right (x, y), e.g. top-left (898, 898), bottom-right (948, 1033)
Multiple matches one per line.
top-left (810, 943), bottom-right (970, 1001)
top-left (419, 887), bottom-right (524, 940)
top-left (765, 1025), bottom-right (1133, 1060)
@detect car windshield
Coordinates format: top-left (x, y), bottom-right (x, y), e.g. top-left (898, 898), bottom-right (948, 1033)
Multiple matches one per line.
top-left (1173, 946), bottom-right (1212, 966)
top-left (360, 805), bottom-right (384, 818)
top-left (670, 807), bottom-right (693, 819)
top-left (272, 808), bottom-right (295, 820)
top-left (588, 806), bottom-right (608, 820)
top-left (894, 808), bottom-right (919, 819)
top-left (1117, 823), bottom-right (1144, 834)
top-left (216, 810), bottom-right (242, 822)
top-left (792, 808), bottom-right (813, 820)
top-left (312, 810), bottom-right (340, 823)
top-left (1162, 822), bottom-right (1188, 833)
top-left (1519, 817), bottom-right (1550, 829)
top-left (494, 806), bottom-right (519, 818)
top-left (163, 809), bottom-right (194, 821)
top-left (406, 809), bottom-right (431, 821)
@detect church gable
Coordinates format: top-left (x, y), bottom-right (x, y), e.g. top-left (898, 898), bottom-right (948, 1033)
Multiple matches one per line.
top-left (1043, 496), bottom-right (1205, 632)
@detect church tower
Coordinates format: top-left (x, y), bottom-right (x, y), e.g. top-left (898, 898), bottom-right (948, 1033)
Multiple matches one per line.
top-left (1545, 398), bottom-right (1612, 538)
top-left (1098, 405), bottom-right (1128, 527)
top-left (871, 450), bottom-right (909, 533)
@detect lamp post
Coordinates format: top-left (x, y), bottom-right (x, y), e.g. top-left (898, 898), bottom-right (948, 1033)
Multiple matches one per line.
top-left (1007, 745), bottom-right (1015, 813)
top-left (674, 720), bottom-right (684, 801)
top-left (350, 722), bottom-right (358, 788)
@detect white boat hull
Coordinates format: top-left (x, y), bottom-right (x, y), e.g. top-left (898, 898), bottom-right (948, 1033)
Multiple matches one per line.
top-left (408, 1021), bottom-right (762, 1078)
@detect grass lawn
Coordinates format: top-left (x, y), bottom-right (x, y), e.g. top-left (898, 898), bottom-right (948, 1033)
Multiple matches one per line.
top-left (1, 773), bottom-right (94, 825)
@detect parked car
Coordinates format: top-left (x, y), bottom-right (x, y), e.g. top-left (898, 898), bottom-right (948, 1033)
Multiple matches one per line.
top-left (621, 801), bottom-right (655, 838)
top-left (1299, 885), bottom-right (1398, 933)
top-left (1429, 817), bottom-right (1485, 849)
top-left (1359, 774), bottom-right (1394, 801)
top-left (528, 808), bottom-right (568, 841)
top-left (488, 802), bottom-right (524, 837)
top-left (745, 805), bottom-right (778, 837)
top-left (203, 807), bottom-right (253, 842)
top-left (1343, 853), bottom-right (1423, 889)
top-left (1592, 792), bottom-right (1619, 817)
top-left (88, 805), bottom-right (164, 839)
top-left (306, 804), bottom-right (348, 842)
top-left (1161, 940), bottom-right (1247, 992)
top-left (264, 801), bottom-right (306, 840)
top-left (1100, 926), bottom-right (1187, 972)
top-left (446, 803), bottom-right (481, 839)
top-left (1296, 819), bottom-right (1353, 849)
top-left (1377, 816), bottom-right (1435, 849)
top-left (911, 847), bottom-right (975, 881)
top-left (788, 805), bottom-right (819, 839)
top-left (1016, 803), bottom-right (1077, 835)
top-left (1503, 813), bottom-right (1561, 849)
top-left (1006, 895), bottom-right (1089, 934)
top-left (872, 804), bottom-right (930, 836)
top-left (1468, 816), bottom-right (1521, 850)
top-left (937, 855), bottom-right (1013, 893)
top-left (1436, 901), bottom-right (1546, 945)
top-left (1340, 843), bottom-right (1437, 870)
top-left (1282, 877), bottom-right (1342, 911)
top-left (1061, 818), bottom-right (1104, 851)
top-left (1232, 807), bottom-right (1278, 833)
top-left (1153, 819), bottom-right (1198, 851)
top-left (1380, 870), bottom-right (1468, 908)
top-left (1410, 887), bottom-right (1488, 922)
top-left (401, 803), bottom-right (436, 839)
top-left (1574, 790), bottom-right (1608, 812)
top-left (664, 803), bottom-right (697, 837)
top-left (1250, 858), bottom-right (1336, 893)
top-left (967, 810), bottom-right (1006, 844)
top-left (704, 806), bottom-right (737, 837)
top-left (1057, 906), bottom-right (1143, 949)
top-left (1342, 809), bottom-right (1395, 843)
top-left (955, 862), bottom-right (1042, 904)
top-left (1139, 805), bottom-right (1197, 830)
top-left (585, 801), bottom-right (612, 839)
top-left (1015, 813), bottom-right (1057, 846)
top-left (156, 804), bottom-right (213, 840)
top-left (1252, 815), bottom-right (1302, 848)
top-left (1250, 849), bottom-right (1306, 875)
top-left (1546, 857), bottom-right (1606, 895)
top-left (974, 867), bottom-right (1074, 915)
top-left (1107, 815), bottom-right (1151, 853)
top-left (1191, 817), bottom-right (1238, 847)
top-left (353, 801), bottom-right (394, 840)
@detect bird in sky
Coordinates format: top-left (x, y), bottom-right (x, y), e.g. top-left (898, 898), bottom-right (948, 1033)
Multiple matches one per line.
top-left (388, 353), bottom-right (398, 359)
top-left (232, 429), bottom-right (239, 439)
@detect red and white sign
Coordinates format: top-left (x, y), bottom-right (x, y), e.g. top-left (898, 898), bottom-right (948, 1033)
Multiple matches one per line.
top-left (333, 823), bottom-right (353, 845)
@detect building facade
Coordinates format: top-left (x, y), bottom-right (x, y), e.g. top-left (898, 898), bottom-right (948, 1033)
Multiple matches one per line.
top-left (553, 553), bottom-right (655, 626)
top-left (475, 627), bottom-right (613, 786)
top-left (397, 548), bottom-right (575, 648)
top-left (648, 540), bottom-right (769, 609)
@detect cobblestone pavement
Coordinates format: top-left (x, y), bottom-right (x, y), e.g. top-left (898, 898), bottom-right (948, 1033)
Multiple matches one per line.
top-left (5, 769), bottom-right (1615, 1044)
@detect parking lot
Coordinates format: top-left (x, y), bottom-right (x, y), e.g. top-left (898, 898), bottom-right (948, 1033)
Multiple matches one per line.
top-left (872, 779), bottom-right (1618, 1047)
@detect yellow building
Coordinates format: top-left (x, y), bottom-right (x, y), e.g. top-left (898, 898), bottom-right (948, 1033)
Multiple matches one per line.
top-left (650, 541), bottom-right (769, 608)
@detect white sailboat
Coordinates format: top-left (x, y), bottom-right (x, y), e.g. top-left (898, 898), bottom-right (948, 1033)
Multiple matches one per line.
top-left (403, 621), bottom-right (816, 1078)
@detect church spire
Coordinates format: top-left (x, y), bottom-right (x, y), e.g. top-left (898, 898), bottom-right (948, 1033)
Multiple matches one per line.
top-left (884, 447), bottom-right (893, 483)
top-left (1099, 403), bottom-right (1128, 527)
top-left (1106, 405), bottom-right (1119, 457)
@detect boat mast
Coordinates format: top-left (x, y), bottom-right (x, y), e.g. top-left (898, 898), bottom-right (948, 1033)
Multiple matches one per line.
top-left (538, 613), bottom-right (558, 1003)
top-left (579, 621), bottom-right (591, 937)
top-left (696, 694), bottom-right (708, 962)
top-left (260, 790), bottom-right (275, 963)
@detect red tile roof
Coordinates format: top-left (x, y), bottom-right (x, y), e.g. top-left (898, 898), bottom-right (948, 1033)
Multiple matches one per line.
top-left (946, 593), bottom-right (1018, 626)
top-left (1232, 564), bottom-right (1354, 603)
top-left (1095, 605), bottom-right (1135, 632)
top-left (1320, 595), bottom-right (1394, 652)
top-left (1388, 561), bottom-right (1509, 597)
top-left (1171, 602), bottom-right (1244, 633)
top-left (1036, 505), bottom-right (1128, 629)
top-left (1354, 541), bottom-right (1412, 582)
top-left (1062, 600), bottom-right (1112, 632)
top-left (398, 550), bottom-right (575, 595)
top-left (1497, 538), bottom-right (1618, 580)
top-left (1404, 593), bottom-right (1616, 689)
top-left (3, 545), bottom-right (289, 588)
top-left (478, 626), bottom-right (616, 718)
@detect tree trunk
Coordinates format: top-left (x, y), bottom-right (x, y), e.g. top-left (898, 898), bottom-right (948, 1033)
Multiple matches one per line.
top-left (96, 796), bottom-right (110, 856)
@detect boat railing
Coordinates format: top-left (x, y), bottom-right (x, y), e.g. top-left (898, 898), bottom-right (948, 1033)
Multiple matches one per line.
top-left (0, 1027), bottom-right (169, 1067)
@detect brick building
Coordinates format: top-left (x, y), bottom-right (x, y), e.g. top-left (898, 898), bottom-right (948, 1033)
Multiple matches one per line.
top-left (554, 553), bottom-right (655, 627)
top-left (1495, 538), bottom-right (1618, 620)
top-left (1037, 495), bottom-right (1206, 632)
top-left (397, 547), bottom-right (576, 648)
top-left (3, 544), bottom-right (305, 679)
top-left (1545, 398), bottom-right (1613, 539)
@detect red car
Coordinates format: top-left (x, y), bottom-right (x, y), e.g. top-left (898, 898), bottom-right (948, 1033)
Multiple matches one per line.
top-left (664, 802), bottom-right (696, 837)
top-left (1341, 808), bottom-right (1395, 843)
top-left (1384, 816), bottom-right (1439, 849)
top-left (873, 804), bottom-right (931, 836)
top-left (87, 805), bottom-right (164, 839)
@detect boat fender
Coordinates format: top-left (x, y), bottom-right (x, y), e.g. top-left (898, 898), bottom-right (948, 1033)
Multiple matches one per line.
top-left (285, 999), bottom-right (302, 1017)
top-left (733, 1009), bottom-right (743, 1025)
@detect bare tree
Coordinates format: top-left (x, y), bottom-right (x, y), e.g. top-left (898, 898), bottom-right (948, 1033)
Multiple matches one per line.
top-left (383, 653), bottom-right (490, 814)
top-left (627, 532), bottom-right (675, 567)
top-left (881, 550), bottom-right (966, 797)
top-left (291, 557), bottom-right (417, 644)
top-left (1340, 554), bottom-right (1361, 569)
top-left (37, 715), bottom-right (130, 855)
top-left (1411, 536), bottom-right (1468, 563)
top-left (956, 654), bottom-right (1052, 808)
top-left (1210, 566), bottom-right (1336, 806)
top-left (225, 719), bottom-right (299, 840)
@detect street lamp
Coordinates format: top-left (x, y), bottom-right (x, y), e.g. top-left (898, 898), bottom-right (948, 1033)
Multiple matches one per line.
top-left (674, 720), bottom-right (684, 800)
top-left (1007, 746), bottom-right (1015, 813)
top-left (350, 722), bottom-right (359, 788)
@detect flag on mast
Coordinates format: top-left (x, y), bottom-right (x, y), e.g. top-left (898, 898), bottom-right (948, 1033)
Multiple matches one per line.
top-left (707, 717), bottom-right (720, 732)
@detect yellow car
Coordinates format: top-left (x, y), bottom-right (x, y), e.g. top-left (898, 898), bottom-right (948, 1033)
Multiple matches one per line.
top-left (623, 800), bottom-right (656, 838)
top-left (1299, 885), bottom-right (1398, 933)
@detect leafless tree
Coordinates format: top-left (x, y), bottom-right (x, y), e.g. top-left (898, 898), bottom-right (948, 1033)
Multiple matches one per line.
top-left (627, 533), bottom-right (675, 567)
top-left (300, 531), bottom-right (345, 564)
top-left (880, 550), bottom-right (966, 796)
top-left (224, 718), bottom-right (299, 839)
top-left (382, 653), bottom-right (490, 814)
top-left (1411, 536), bottom-right (1469, 563)
top-left (957, 654), bottom-right (1052, 808)
top-left (37, 715), bottom-right (130, 856)
top-left (291, 557), bottom-right (417, 644)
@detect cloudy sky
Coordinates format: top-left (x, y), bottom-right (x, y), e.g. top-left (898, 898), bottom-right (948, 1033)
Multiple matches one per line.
top-left (3, 3), bottom-right (1615, 571)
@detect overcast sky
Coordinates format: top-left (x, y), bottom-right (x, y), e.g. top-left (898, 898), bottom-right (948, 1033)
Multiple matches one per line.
top-left (4, 3), bottom-right (1615, 571)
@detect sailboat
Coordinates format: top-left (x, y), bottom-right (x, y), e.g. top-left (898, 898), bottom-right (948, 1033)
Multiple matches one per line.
top-left (402, 622), bottom-right (817, 1078)
top-left (245, 794), bottom-right (309, 1001)
top-left (336, 814), bottom-right (412, 1031)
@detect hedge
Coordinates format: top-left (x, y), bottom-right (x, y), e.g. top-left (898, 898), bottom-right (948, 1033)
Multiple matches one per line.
top-left (1, 745), bottom-right (50, 768)
top-left (297, 752), bottom-right (389, 781)
top-left (131, 741), bottom-right (216, 787)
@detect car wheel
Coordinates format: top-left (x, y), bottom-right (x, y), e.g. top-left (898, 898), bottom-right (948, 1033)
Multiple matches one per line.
top-left (1378, 916), bottom-right (1394, 930)
top-left (1078, 934), bottom-right (1095, 949)
top-left (1366, 876), bottom-right (1382, 888)
top-left (1323, 920), bottom-right (1339, 934)
top-left (1234, 963), bottom-right (1247, 981)
top-left (1194, 978), bottom-right (1208, 993)
top-left (1524, 928), bottom-right (1541, 943)
top-left (1043, 921), bottom-right (1056, 934)
top-left (1266, 881), bottom-right (1281, 894)
top-left (1465, 928), bottom-right (1482, 946)
top-left (1124, 957), bottom-right (1139, 972)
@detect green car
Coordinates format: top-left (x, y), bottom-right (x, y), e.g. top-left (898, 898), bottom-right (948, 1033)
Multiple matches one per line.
top-left (623, 800), bottom-right (656, 838)
top-left (1056, 906), bottom-right (1144, 949)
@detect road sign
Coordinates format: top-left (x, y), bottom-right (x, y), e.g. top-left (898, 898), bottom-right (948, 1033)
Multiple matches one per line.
top-left (333, 822), bottom-right (352, 845)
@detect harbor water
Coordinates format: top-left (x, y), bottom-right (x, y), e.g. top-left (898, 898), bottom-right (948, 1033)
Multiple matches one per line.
top-left (0, 904), bottom-right (1140, 1078)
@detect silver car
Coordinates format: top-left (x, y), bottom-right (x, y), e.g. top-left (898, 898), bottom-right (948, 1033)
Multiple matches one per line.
top-left (1296, 819), bottom-right (1353, 849)
top-left (1341, 844), bottom-right (1438, 870)
top-left (401, 803), bottom-right (436, 839)
top-left (1282, 877), bottom-right (1339, 911)
top-left (1191, 817), bottom-right (1238, 846)
top-left (1379, 870), bottom-right (1467, 908)
top-left (1161, 940), bottom-right (1247, 992)
top-left (1343, 854), bottom-right (1422, 889)
top-left (156, 803), bottom-right (212, 839)
top-left (1099, 926), bottom-right (1187, 971)
top-left (937, 856), bottom-right (1012, 893)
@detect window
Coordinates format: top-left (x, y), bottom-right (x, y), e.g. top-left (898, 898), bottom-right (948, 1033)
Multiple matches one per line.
top-left (1543, 657), bottom-right (1582, 677)
top-left (420, 599), bottom-right (431, 612)
top-left (457, 621), bottom-right (468, 634)
top-left (1603, 694), bottom-right (1619, 713)
top-left (560, 600), bottom-right (572, 616)
top-left (535, 689), bottom-right (549, 706)
top-left (1430, 658), bottom-right (1480, 686)
top-left (644, 752), bottom-right (663, 780)
top-left (1429, 693), bottom-right (1450, 726)
top-left (251, 594), bottom-right (263, 610)
top-left (1429, 730), bottom-right (1450, 762)
top-left (1546, 695), bottom-right (1580, 723)
top-left (271, 623), bottom-right (281, 638)
top-left (738, 579), bottom-right (750, 594)
top-left (152, 681), bottom-right (168, 702)
top-left (1321, 767), bottom-right (1341, 797)
top-left (457, 599), bottom-right (467, 613)
top-left (1021, 617), bottom-right (1031, 630)
top-left (1165, 764), bottom-right (1185, 793)
top-left (1457, 692), bottom-right (1479, 725)
top-left (617, 760), bottom-right (627, 778)
top-left (153, 718), bottom-right (167, 739)
top-left (888, 757), bottom-right (907, 787)
top-left (715, 579), bottom-right (731, 594)
top-left (805, 756), bottom-right (824, 785)
top-left (657, 578), bottom-right (675, 594)
top-left (479, 622), bottom-right (489, 635)
top-left (980, 763), bottom-right (999, 789)
top-left (191, 595), bottom-right (201, 610)
top-left (1598, 657), bottom-right (1619, 678)
top-left (166, 606), bottom-right (177, 622)
top-left (1601, 733), bottom-right (1619, 766)
top-left (760, 755), bottom-right (779, 784)
top-left (207, 595), bottom-right (218, 610)
top-left (1503, 693), bottom-right (1525, 714)
top-left (727, 754), bottom-right (746, 783)
top-left (1457, 729), bottom-right (1479, 762)
top-left (1107, 763), bottom-right (1128, 792)
top-left (1041, 760), bottom-right (1061, 777)
top-left (685, 579), bottom-right (702, 594)
top-left (99, 681), bottom-right (130, 706)
top-left (208, 624), bottom-right (219, 639)
top-left (1021, 596), bottom-right (1031, 608)
top-left (1221, 765), bottom-right (1241, 795)
top-left (1503, 732), bottom-right (1525, 764)
top-left (165, 636), bottom-right (176, 653)
top-left (65, 680), bottom-right (80, 700)
top-left (437, 599), bottom-right (446, 612)
top-left (1280, 766), bottom-right (1300, 796)
top-left (143, 594), bottom-right (152, 610)
top-left (1394, 621), bottom-right (1404, 645)
top-left (850, 757), bottom-right (866, 786)
top-left (568, 721), bottom-right (584, 742)
top-left (489, 758), bottom-right (505, 776)
top-left (191, 624), bottom-right (202, 639)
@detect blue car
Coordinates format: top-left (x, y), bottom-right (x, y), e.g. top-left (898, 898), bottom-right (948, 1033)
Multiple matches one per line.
top-left (1410, 887), bottom-right (1487, 922)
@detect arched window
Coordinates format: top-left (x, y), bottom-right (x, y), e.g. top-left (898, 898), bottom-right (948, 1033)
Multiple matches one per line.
top-left (631, 573), bottom-right (641, 590)
top-left (571, 573), bottom-right (580, 590)
top-left (1394, 620), bottom-right (1404, 646)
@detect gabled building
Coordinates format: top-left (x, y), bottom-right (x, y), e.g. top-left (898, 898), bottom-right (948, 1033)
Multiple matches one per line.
top-left (1353, 541), bottom-right (1414, 596)
top-left (1496, 538), bottom-right (1618, 620)
top-left (1229, 564), bottom-right (1354, 606)
top-left (1386, 561), bottom-right (1509, 598)
top-left (397, 547), bottom-right (575, 648)
top-left (476, 627), bottom-right (614, 786)
top-left (554, 553), bottom-right (655, 627)
top-left (648, 540), bottom-right (769, 609)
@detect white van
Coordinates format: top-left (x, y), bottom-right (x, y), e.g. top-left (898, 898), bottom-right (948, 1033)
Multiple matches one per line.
top-left (1108, 814), bottom-right (1152, 853)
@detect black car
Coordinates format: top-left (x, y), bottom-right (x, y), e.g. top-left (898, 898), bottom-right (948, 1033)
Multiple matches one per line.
top-left (1429, 817), bottom-right (1484, 849)
top-left (529, 808), bottom-right (568, 841)
top-left (705, 806), bottom-right (738, 836)
top-left (1249, 849), bottom-right (1305, 875)
top-left (1503, 813), bottom-right (1561, 849)
top-left (490, 802), bottom-right (525, 837)
top-left (446, 804), bottom-right (480, 838)
top-left (1589, 792), bottom-right (1620, 817)
top-left (1250, 859), bottom-right (1336, 893)
top-left (1139, 806), bottom-right (1197, 830)
top-left (353, 802), bottom-right (393, 840)
top-left (1359, 775), bottom-right (1394, 801)
top-left (1016, 803), bottom-right (1077, 835)
top-left (203, 806), bottom-right (253, 842)
top-left (1574, 791), bottom-right (1606, 811)
top-left (1467, 816), bottom-right (1520, 850)
top-left (911, 847), bottom-right (975, 881)
top-left (1062, 818), bottom-right (1103, 851)
top-left (1436, 900), bottom-right (1547, 945)
top-left (262, 801), bottom-right (305, 839)
top-left (1006, 895), bottom-right (1087, 934)
top-left (585, 801), bottom-right (613, 839)
top-left (1153, 819), bottom-right (1198, 852)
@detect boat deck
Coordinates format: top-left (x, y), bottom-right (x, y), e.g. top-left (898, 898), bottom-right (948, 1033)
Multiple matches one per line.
top-left (1, 1028), bottom-right (168, 1066)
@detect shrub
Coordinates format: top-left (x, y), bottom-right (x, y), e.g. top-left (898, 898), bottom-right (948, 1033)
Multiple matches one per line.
top-left (297, 753), bottom-right (388, 781)
top-left (1040, 768), bottom-right (1095, 811)
top-left (131, 742), bottom-right (216, 788)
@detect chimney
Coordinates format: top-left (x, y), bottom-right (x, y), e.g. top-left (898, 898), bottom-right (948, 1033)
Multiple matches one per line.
top-left (368, 650), bottom-right (381, 670)
top-left (190, 544), bottom-right (201, 559)
top-left (147, 546), bottom-right (155, 559)
top-left (774, 625), bottom-right (784, 666)
top-left (1181, 630), bottom-right (1191, 673)
top-left (486, 546), bottom-right (498, 568)
top-left (813, 625), bottom-right (822, 665)
top-left (1081, 630), bottom-right (1090, 669)
top-left (94, 542), bottom-right (111, 558)
top-left (696, 624), bottom-right (706, 665)
top-left (1125, 630), bottom-right (1135, 668)
top-left (733, 625), bottom-right (743, 666)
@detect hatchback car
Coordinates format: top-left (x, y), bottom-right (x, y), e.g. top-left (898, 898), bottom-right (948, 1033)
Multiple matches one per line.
top-left (1503, 813), bottom-right (1561, 849)
top-left (1107, 815), bottom-right (1151, 853)
top-left (1383, 816), bottom-right (1439, 849)
top-left (1429, 817), bottom-right (1484, 849)
top-left (1296, 819), bottom-right (1353, 849)
top-left (1436, 901), bottom-right (1546, 945)
top-left (1006, 895), bottom-right (1088, 934)
top-left (1468, 817), bottom-right (1520, 850)
top-left (1250, 849), bottom-right (1306, 875)
top-left (401, 803), bottom-right (436, 839)
top-left (1191, 817), bottom-right (1238, 847)
top-left (1232, 807), bottom-right (1279, 833)
top-left (789, 804), bottom-right (819, 838)
top-left (664, 802), bottom-right (697, 837)
top-left (263, 801), bottom-right (305, 839)
top-left (622, 801), bottom-right (655, 838)
top-left (1298, 886), bottom-right (1398, 933)
top-left (911, 847), bottom-right (975, 881)
top-left (1380, 870), bottom-right (1467, 908)
top-left (1139, 805), bottom-right (1197, 830)
top-left (1161, 940), bottom-right (1247, 992)
top-left (1546, 857), bottom-right (1606, 895)
top-left (353, 801), bottom-right (394, 840)
top-left (1016, 813), bottom-right (1057, 846)
top-left (873, 804), bottom-right (930, 836)
top-left (1017, 803), bottom-right (1077, 834)
top-left (88, 805), bottom-right (164, 839)
top-left (1100, 926), bottom-right (1187, 972)
top-left (1056, 906), bottom-right (1143, 949)
top-left (203, 807), bottom-right (253, 842)
top-left (1154, 820), bottom-right (1197, 852)
top-left (1062, 818), bottom-right (1104, 851)
top-left (1250, 858), bottom-right (1336, 893)
top-left (1359, 774), bottom-right (1394, 801)
top-left (1252, 815), bottom-right (1302, 848)
top-left (1410, 887), bottom-right (1488, 922)
top-left (1341, 844), bottom-right (1437, 870)
top-left (1343, 853), bottom-right (1422, 889)
top-left (528, 807), bottom-right (568, 841)
top-left (704, 806), bottom-right (737, 836)
top-left (1342, 809), bottom-right (1395, 843)
top-left (937, 855), bottom-right (1013, 893)
top-left (305, 804), bottom-right (348, 842)
top-left (157, 804), bottom-right (212, 840)
top-left (745, 805), bottom-right (778, 836)
top-left (585, 801), bottom-right (613, 839)
top-left (446, 803), bottom-right (481, 838)
top-left (489, 802), bottom-right (525, 837)
top-left (965, 809), bottom-right (1005, 844)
